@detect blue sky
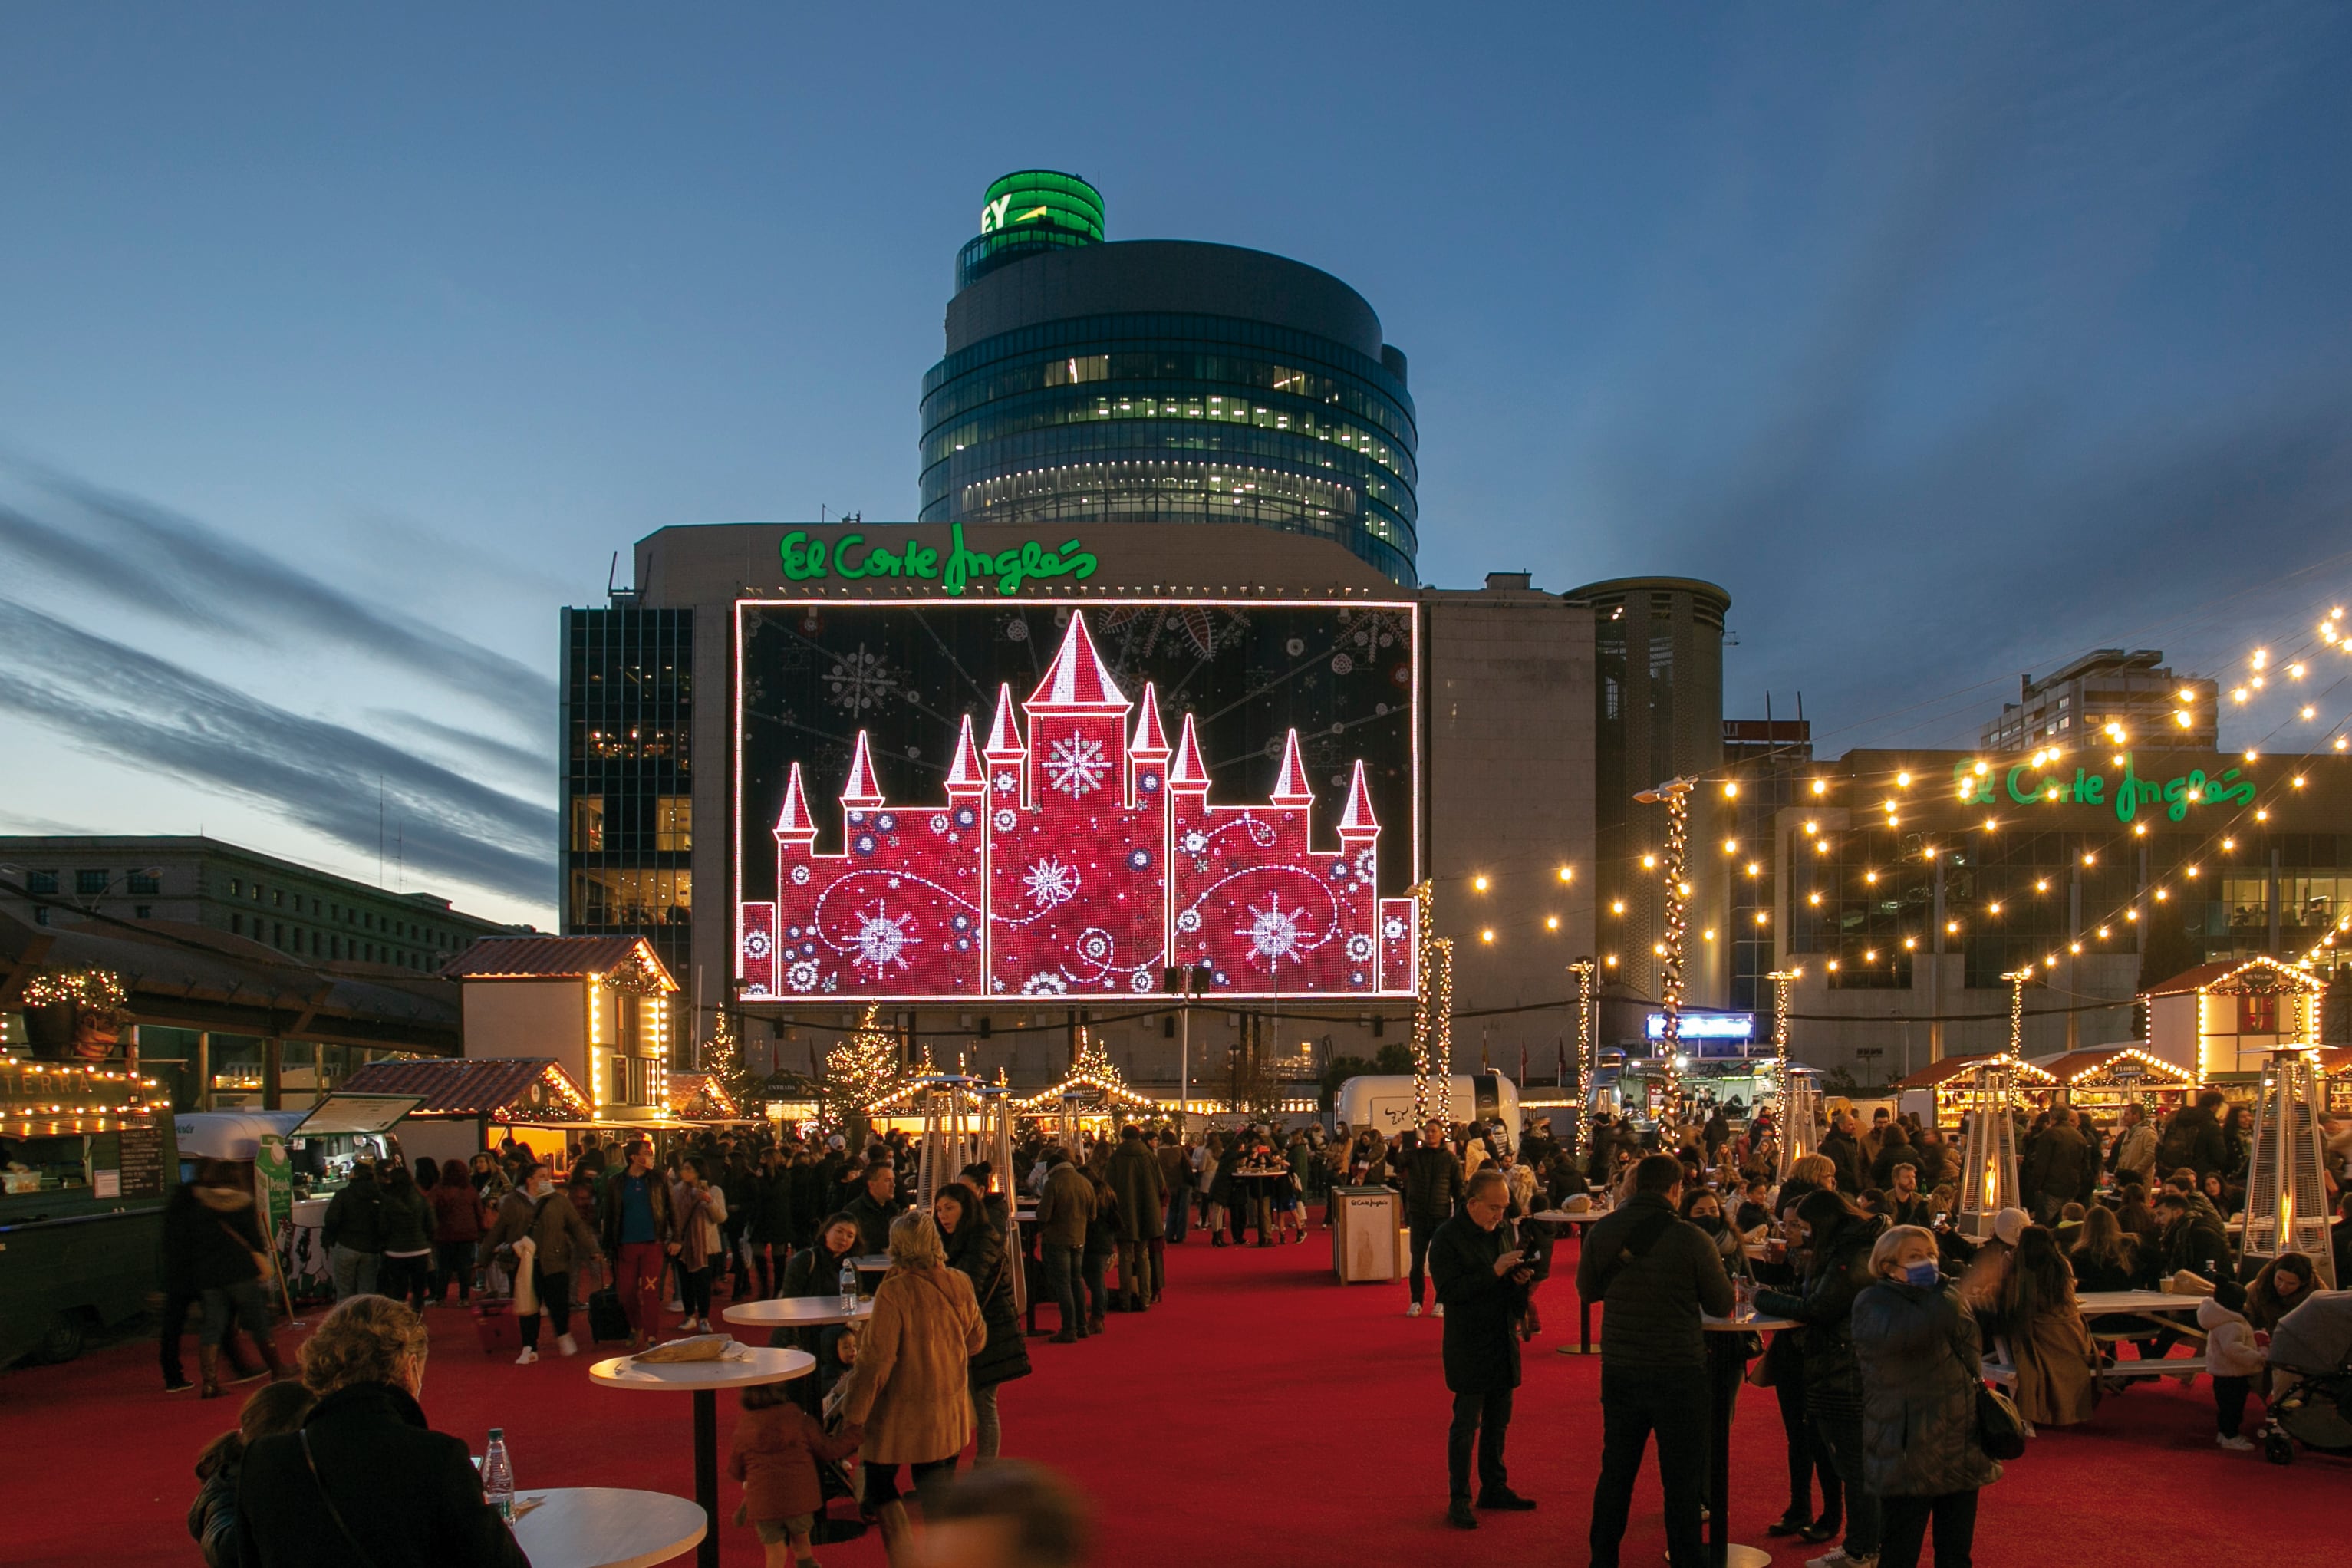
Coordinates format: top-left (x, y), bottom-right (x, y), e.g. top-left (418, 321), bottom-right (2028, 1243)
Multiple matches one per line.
top-left (3, 2), bottom-right (2347, 926)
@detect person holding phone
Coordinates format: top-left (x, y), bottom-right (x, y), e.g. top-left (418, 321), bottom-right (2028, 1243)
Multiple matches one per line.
top-left (1429, 1166), bottom-right (1538, 1530)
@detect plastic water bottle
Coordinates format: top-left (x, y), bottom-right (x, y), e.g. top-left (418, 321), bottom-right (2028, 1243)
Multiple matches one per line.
top-left (839, 1262), bottom-right (858, 1313)
top-left (483, 1429), bottom-right (514, 1520)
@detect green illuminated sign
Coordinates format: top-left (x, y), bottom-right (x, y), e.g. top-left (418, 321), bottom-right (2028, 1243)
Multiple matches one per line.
top-left (1952, 754), bottom-right (2258, 825)
top-left (778, 524), bottom-right (1098, 597)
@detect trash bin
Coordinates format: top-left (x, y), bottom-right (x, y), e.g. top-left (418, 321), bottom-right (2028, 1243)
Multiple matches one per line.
top-left (1329, 1185), bottom-right (1405, 1283)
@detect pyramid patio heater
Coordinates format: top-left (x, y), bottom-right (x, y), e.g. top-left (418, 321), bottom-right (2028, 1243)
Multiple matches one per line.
top-left (2242, 1026), bottom-right (2337, 1286)
top-left (1955, 1059), bottom-right (2022, 1240)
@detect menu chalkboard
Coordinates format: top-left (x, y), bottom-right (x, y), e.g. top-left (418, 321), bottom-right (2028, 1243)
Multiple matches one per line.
top-left (117, 1118), bottom-right (164, 1198)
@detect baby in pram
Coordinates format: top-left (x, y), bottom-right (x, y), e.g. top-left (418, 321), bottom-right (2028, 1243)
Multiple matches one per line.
top-left (2258, 1285), bottom-right (2352, 1464)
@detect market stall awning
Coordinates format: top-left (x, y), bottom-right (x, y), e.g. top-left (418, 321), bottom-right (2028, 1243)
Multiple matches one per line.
top-left (1889, 1052), bottom-right (2058, 1092)
top-left (2032, 1046), bottom-right (2196, 1088)
top-left (292, 1092), bottom-right (424, 1137)
top-left (666, 1072), bottom-right (748, 1122)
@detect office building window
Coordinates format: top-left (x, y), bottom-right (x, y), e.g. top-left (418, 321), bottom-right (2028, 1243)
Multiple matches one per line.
top-left (570, 868), bottom-right (692, 927)
top-left (656, 796), bottom-right (692, 852)
top-left (76, 869), bottom-right (108, 895)
top-left (127, 871), bottom-right (160, 894)
top-left (135, 904), bottom-right (153, 919)
top-left (34, 907), bottom-right (51, 927)
top-left (28, 870), bottom-right (58, 894)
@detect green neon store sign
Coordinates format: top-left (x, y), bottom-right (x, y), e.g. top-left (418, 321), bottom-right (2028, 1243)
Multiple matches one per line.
top-left (1952, 754), bottom-right (2258, 825)
top-left (779, 524), bottom-right (1098, 597)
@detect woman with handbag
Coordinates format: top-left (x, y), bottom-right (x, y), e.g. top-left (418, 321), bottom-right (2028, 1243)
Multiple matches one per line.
top-left (1851, 1225), bottom-right (2006, 1568)
top-left (234, 1294), bottom-right (529, 1568)
top-left (933, 1180), bottom-right (1032, 1461)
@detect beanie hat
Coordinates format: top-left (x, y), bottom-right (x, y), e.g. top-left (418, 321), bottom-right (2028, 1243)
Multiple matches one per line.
top-left (1991, 1207), bottom-right (2030, 1247)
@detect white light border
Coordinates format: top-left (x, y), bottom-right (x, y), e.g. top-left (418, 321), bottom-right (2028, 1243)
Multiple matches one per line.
top-left (733, 595), bottom-right (1422, 1005)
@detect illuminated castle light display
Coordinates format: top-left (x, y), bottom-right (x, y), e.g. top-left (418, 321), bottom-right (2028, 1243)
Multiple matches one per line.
top-left (739, 611), bottom-right (1418, 1001)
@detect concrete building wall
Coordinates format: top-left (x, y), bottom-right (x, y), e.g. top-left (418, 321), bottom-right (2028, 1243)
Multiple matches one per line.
top-left (1423, 582), bottom-right (1596, 1071)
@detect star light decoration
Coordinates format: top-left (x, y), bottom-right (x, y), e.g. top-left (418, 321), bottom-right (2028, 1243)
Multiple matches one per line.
top-left (819, 1004), bottom-right (905, 1130)
top-left (740, 611), bottom-right (1416, 1003)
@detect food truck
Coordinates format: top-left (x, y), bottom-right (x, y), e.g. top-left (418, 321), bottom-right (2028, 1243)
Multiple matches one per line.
top-left (0, 1058), bottom-right (176, 1367)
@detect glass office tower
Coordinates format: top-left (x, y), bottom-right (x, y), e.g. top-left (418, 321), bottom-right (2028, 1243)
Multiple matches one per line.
top-left (560, 604), bottom-right (695, 983)
top-left (919, 171), bottom-right (1419, 585)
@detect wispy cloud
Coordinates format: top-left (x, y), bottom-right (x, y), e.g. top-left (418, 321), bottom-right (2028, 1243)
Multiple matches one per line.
top-left (370, 709), bottom-right (554, 787)
top-left (0, 457), bottom-right (555, 723)
top-left (0, 597), bottom-right (555, 904)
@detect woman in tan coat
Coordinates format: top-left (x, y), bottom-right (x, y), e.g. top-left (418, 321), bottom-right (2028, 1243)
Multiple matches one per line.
top-left (839, 1207), bottom-right (986, 1563)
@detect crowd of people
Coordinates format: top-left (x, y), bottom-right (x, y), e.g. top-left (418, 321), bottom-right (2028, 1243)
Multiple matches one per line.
top-left (1382, 1087), bottom-right (2352, 1568)
top-left (157, 1086), bottom-right (2352, 1568)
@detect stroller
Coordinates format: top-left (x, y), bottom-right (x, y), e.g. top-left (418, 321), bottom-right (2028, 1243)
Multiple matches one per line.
top-left (2259, 1289), bottom-right (2352, 1465)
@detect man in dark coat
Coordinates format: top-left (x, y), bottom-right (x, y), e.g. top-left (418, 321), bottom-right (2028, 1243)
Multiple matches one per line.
top-left (1580, 1154), bottom-right (1734, 1568)
top-left (1105, 1125), bottom-right (1166, 1312)
top-left (321, 1161), bottom-right (384, 1300)
top-left (1818, 1110), bottom-right (1867, 1199)
top-left (2021, 1105), bottom-right (2093, 1224)
top-left (1155, 1128), bottom-right (1192, 1245)
top-left (1402, 1119), bottom-right (1466, 1318)
top-left (1431, 1167), bottom-right (1537, 1529)
top-left (842, 1161), bottom-right (905, 1257)
top-left (2158, 1090), bottom-right (2229, 1182)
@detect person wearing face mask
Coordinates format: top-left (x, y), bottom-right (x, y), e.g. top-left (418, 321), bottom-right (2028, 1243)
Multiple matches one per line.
top-left (1850, 1227), bottom-right (2001, 1568)
top-left (1756, 1190), bottom-right (1889, 1568)
top-left (1678, 1187), bottom-right (1744, 1267)
top-left (483, 1162), bottom-right (604, 1363)
top-left (234, 1295), bottom-right (529, 1568)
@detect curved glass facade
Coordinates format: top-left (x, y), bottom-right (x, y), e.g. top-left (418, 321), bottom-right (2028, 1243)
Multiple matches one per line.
top-left (921, 311), bottom-right (1419, 583)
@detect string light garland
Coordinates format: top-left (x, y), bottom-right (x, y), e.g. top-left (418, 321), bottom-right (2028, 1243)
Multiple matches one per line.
top-left (1633, 776), bottom-right (1695, 1123)
top-left (1567, 957), bottom-right (1596, 1156)
top-left (1408, 880), bottom-right (1453, 1122)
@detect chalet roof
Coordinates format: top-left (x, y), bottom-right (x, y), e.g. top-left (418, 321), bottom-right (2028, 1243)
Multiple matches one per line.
top-left (2140, 956), bottom-right (2320, 998)
top-left (339, 1056), bottom-right (586, 1117)
top-left (1889, 1052), bottom-right (2057, 1091)
top-left (440, 935), bottom-right (676, 990)
top-left (2031, 1046), bottom-right (2196, 1085)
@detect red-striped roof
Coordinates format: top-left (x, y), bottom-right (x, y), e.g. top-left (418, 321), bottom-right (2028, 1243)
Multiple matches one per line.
top-left (340, 1056), bottom-right (588, 1117)
top-left (440, 935), bottom-right (676, 990)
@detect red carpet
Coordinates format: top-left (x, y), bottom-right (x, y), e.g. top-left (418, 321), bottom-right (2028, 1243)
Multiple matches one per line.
top-left (12, 1228), bottom-right (2346, 1567)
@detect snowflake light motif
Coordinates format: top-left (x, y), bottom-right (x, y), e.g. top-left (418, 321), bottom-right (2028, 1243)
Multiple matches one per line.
top-left (1240, 897), bottom-right (1309, 966)
top-left (1021, 971), bottom-right (1068, 995)
top-left (786, 960), bottom-right (820, 992)
top-left (1180, 829), bottom-right (1207, 855)
top-left (825, 644), bottom-right (897, 713)
top-left (1346, 933), bottom-right (1375, 962)
top-left (790, 865), bottom-right (811, 885)
top-left (1383, 915), bottom-right (1408, 940)
top-left (1024, 858), bottom-right (1079, 911)
top-left (848, 901), bottom-right (918, 974)
top-left (1045, 733), bottom-right (1109, 798)
top-left (742, 929), bottom-right (771, 960)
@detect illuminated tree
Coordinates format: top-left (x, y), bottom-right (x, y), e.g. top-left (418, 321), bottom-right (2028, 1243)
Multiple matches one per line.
top-left (700, 1008), bottom-right (759, 1113)
top-left (820, 1004), bottom-right (904, 1137)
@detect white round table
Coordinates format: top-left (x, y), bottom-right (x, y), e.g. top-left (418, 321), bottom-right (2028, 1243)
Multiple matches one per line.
top-left (852, 1253), bottom-right (892, 1272)
top-left (589, 1346), bottom-right (814, 1568)
top-left (512, 1486), bottom-right (705, 1568)
top-left (723, 1296), bottom-right (874, 1329)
